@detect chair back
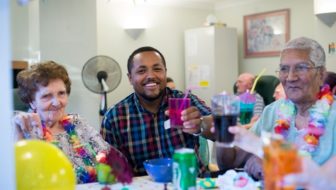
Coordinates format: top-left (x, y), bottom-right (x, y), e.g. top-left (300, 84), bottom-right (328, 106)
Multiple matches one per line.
top-left (13, 88), bottom-right (29, 111)
top-left (234, 75), bottom-right (280, 106)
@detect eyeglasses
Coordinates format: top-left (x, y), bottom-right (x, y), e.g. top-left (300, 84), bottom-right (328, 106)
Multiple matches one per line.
top-left (276, 62), bottom-right (320, 77)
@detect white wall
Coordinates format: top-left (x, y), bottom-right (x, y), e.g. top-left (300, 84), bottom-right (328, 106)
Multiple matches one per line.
top-left (96, 1), bottom-right (213, 107)
top-left (11, 0), bottom-right (29, 60)
top-left (38, 0), bottom-right (100, 127)
top-left (215, 0), bottom-right (336, 75)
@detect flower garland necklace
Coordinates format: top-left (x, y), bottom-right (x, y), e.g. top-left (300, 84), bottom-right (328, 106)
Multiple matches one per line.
top-left (42, 115), bottom-right (133, 185)
top-left (42, 116), bottom-right (98, 183)
top-left (274, 85), bottom-right (334, 154)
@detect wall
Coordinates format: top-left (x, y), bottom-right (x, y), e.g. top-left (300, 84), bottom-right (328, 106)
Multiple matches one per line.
top-left (38, 0), bottom-right (99, 127)
top-left (11, 0), bottom-right (29, 59)
top-left (96, 1), bottom-right (213, 107)
top-left (215, 0), bottom-right (336, 75)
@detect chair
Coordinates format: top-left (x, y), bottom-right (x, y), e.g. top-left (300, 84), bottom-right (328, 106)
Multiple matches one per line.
top-left (234, 75), bottom-right (280, 106)
top-left (13, 88), bottom-right (29, 111)
top-left (199, 136), bottom-right (209, 166)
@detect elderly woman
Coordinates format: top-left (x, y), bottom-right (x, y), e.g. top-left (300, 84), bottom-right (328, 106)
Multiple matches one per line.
top-left (13, 61), bottom-right (128, 184)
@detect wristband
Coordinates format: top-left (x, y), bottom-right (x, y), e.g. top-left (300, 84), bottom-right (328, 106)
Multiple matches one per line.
top-left (193, 117), bottom-right (206, 136)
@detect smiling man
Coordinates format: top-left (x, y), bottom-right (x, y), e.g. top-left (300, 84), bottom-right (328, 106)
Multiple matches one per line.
top-left (101, 46), bottom-right (211, 176)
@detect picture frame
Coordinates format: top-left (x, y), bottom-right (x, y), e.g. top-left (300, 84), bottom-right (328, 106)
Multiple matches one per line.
top-left (244, 9), bottom-right (290, 58)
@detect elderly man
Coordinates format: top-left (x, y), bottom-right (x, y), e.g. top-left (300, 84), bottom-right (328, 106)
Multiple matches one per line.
top-left (273, 83), bottom-right (286, 100)
top-left (218, 37), bottom-right (336, 180)
top-left (166, 76), bottom-right (176, 90)
top-left (101, 46), bottom-right (212, 176)
top-left (188, 37), bottom-right (336, 180)
top-left (324, 71), bottom-right (336, 95)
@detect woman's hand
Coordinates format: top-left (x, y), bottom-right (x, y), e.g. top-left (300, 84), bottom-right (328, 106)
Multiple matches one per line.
top-left (13, 111), bottom-right (43, 140)
top-left (229, 126), bottom-right (263, 158)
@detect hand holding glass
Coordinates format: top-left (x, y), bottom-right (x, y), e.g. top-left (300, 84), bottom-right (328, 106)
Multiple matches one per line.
top-left (169, 98), bottom-right (191, 128)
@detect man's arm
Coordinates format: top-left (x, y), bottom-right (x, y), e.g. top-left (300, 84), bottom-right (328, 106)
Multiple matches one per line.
top-left (100, 109), bottom-right (120, 149)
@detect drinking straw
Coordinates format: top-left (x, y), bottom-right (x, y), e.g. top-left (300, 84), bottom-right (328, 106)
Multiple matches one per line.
top-left (250, 68), bottom-right (266, 94)
top-left (179, 85), bottom-right (198, 110)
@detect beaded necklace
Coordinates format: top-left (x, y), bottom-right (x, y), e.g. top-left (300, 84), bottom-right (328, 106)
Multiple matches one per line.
top-left (274, 85), bottom-right (333, 154)
top-left (42, 115), bottom-right (97, 183)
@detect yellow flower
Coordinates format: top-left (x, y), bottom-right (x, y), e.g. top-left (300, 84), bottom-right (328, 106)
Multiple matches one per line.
top-left (304, 134), bottom-right (318, 145)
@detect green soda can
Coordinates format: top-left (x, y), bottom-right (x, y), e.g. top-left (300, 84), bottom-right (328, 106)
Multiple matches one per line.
top-left (173, 148), bottom-right (198, 190)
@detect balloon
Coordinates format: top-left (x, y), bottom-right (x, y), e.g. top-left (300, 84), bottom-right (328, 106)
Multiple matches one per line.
top-left (15, 140), bottom-right (76, 190)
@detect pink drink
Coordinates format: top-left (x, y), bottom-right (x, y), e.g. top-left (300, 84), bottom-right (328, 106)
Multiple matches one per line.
top-left (169, 98), bottom-right (190, 128)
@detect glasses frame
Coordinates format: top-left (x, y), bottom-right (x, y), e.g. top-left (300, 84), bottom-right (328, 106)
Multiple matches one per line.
top-left (275, 62), bottom-right (321, 77)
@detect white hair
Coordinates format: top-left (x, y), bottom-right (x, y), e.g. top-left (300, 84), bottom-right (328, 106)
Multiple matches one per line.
top-left (281, 37), bottom-right (326, 67)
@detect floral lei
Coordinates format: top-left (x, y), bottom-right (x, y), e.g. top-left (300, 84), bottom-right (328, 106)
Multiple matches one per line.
top-left (42, 115), bottom-right (133, 184)
top-left (274, 84), bottom-right (334, 154)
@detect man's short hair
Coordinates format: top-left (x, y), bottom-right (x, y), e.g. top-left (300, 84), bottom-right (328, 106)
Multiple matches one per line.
top-left (167, 77), bottom-right (174, 83)
top-left (127, 46), bottom-right (166, 74)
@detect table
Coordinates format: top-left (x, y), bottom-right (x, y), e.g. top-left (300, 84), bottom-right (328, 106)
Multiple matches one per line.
top-left (76, 176), bottom-right (218, 190)
top-left (76, 176), bottom-right (171, 190)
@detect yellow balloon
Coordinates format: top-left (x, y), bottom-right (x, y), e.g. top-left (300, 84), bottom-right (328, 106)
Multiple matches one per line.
top-left (15, 140), bottom-right (76, 190)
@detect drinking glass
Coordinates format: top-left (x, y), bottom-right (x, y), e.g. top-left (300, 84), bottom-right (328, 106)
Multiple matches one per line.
top-left (239, 102), bottom-right (254, 125)
top-left (211, 94), bottom-right (240, 147)
top-left (263, 138), bottom-right (301, 190)
top-left (238, 91), bottom-right (256, 125)
top-left (169, 98), bottom-right (191, 128)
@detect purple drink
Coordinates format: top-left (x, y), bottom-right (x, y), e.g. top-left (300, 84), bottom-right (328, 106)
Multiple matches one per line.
top-left (214, 114), bottom-right (238, 145)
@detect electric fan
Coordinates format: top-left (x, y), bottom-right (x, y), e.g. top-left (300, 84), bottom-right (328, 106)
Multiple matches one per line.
top-left (81, 55), bottom-right (122, 116)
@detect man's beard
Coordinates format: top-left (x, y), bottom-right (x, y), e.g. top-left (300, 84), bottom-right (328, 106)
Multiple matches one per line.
top-left (137, 89), bottom-right (165, 102)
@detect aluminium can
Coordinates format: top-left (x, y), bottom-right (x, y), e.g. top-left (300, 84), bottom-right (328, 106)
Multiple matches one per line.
top-left (172, 148), bottom-right (197, 190)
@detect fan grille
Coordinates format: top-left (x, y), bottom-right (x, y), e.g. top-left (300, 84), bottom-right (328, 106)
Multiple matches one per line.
top-left (82, 55), bottom-right (122, 94)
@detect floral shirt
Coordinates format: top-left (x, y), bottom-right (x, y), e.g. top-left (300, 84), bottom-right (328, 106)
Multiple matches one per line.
top-left (53, 114), bottom-right (110, 183)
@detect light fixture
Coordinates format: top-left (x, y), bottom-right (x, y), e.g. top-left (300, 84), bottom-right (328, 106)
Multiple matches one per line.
top-left (124, 28), bottom-right (145, 40)
top-left (314, 0), bottom-right (336, 27)
top-left (123, 6), bottom-right (147, 40)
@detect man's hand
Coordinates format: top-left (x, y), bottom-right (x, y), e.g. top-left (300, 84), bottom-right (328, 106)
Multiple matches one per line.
top-left (181, 106), bottom-right (202, 134)
top-left (228, 126), bottom-right (263, 158)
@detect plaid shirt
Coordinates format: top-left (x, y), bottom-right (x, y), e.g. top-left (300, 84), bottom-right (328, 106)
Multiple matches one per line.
top-left (101, 88), bottom-right (211, 176)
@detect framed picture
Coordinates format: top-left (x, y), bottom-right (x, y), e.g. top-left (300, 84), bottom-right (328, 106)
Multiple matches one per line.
top-left (244, 9), bottom-right (290, 58)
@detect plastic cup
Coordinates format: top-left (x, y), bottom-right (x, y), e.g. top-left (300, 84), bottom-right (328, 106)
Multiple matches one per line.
top-left (169, 98), bottom-right (190, 128)
top-left (263, 139), bottom-right (301, 190)
top-left (239, 102), bottom-right (254, 125)
top-left (211, 94), bottom-right (240, 147)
